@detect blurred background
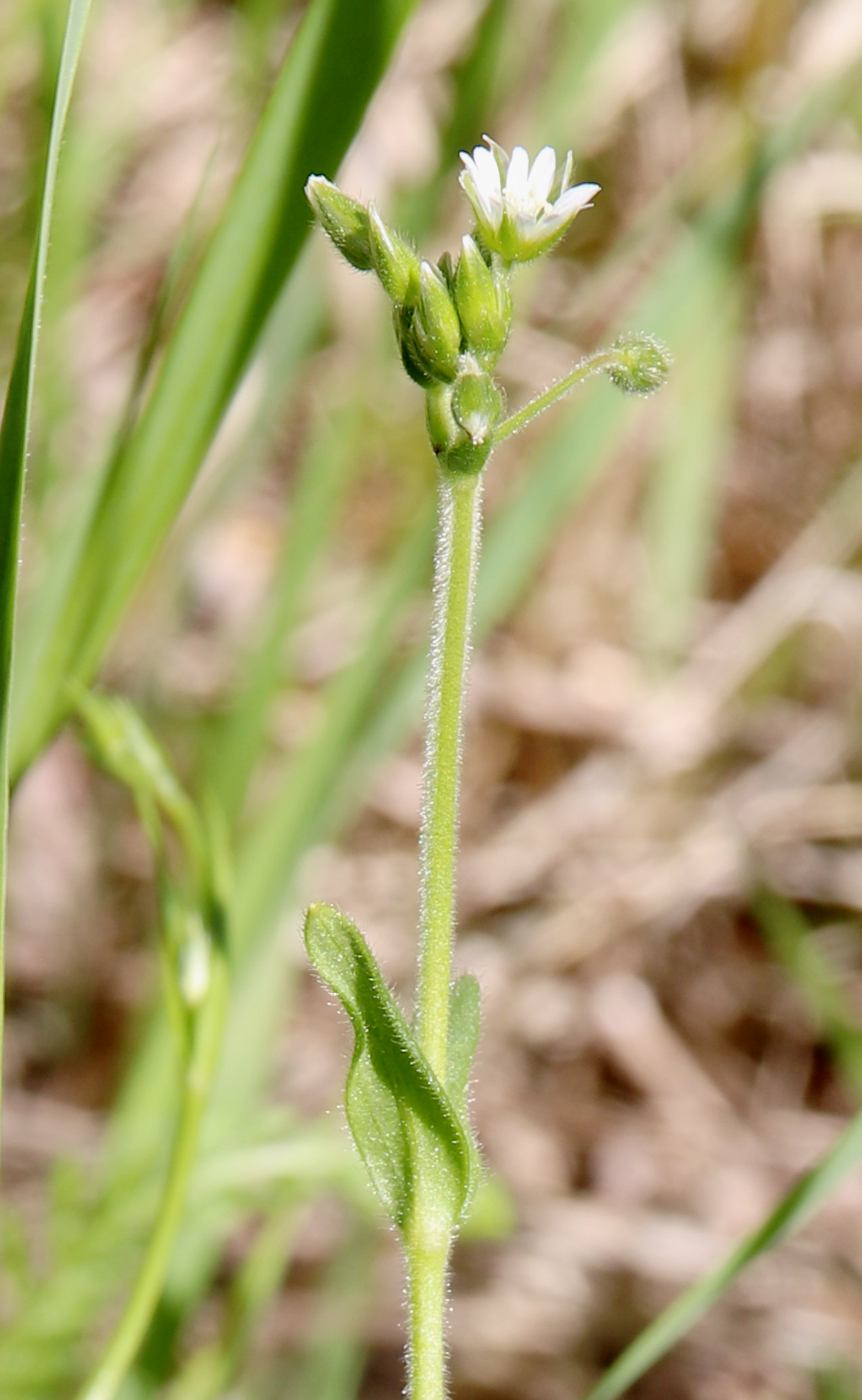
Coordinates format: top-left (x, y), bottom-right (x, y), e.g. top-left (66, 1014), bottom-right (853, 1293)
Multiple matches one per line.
top-left (3, 0), bottom-right (862, 1396)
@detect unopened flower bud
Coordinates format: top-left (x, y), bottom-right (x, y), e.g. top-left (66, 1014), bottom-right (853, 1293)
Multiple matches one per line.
top-left (607, 333), bottom-right (672, 395)
top-left (368, 205), bottom-right (420, 306)
top-left (163, 888), bottom-right (212, 1010)
top-left (454, 235), bottom-right (511, 365)
top-left (437, 250), bottom-right (457, 291)
top-left (412, 261), bottom-right (463, 382)
top-left (425, 382), bottom-right (460, 457)
top-left (394, 307), bottom-right (434, 387)
top-left (425, 380), bottom-right (496, 477)
top-left (305, 175), bottom-right (373, 271)
top-left (451, 366), bottom-right (503, 445)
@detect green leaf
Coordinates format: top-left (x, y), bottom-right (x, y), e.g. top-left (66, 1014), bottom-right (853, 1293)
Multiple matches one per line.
top-left (304, 903), bottom-right (474, 1235)
top-left (0, 0), bottom-right (93, 1126)
top-left (72, 689), bottom-right (189, 834)
top-left (446, 973), bottom-right (480, 1109)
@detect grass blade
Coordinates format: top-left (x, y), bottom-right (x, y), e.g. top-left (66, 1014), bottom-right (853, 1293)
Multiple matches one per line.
top-left (11, 0), bottom-right (419, 778)
top-left (755, 890), bottom-right (862, 1102)
top-left (584, 1108), bottom-right (862, 1400)
top-left (0, 0), bottom-right (92, 1139)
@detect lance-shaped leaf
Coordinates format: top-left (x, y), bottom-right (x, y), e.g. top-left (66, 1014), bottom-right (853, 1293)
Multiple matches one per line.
top-left (304, 903), bottom-right (476, 1235)
top-left (446, 971), bottom-right (483, 1206)
top-left (447, 972), bottom-right (481, 1109)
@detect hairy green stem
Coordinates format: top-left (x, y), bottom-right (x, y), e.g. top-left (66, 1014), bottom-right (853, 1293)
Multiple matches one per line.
top-left (76, 960), bottom-right (227, 1400)
top-left (408, 469), bottom-right (481, 1400)
top-left (493, 347), bottom-right (617, 444)
top-left (416, 472), bottom-right (481, 1080)
top-left (407, 1234), bottom-right (450, 1400)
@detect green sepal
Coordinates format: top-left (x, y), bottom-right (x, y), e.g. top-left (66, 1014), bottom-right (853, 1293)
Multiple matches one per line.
top-left (441, 438), bottom-right (493, 477)
top-left (395, 306), bottom-right (435, 388)
top-left (304, 903), bottom-right (478, 1235)
top-left (425, 381), bottom-right (459, 456)
top-left (368, 204), bottom-right (420, 307)
top-left (305, 175), bottom-right (373, 272)
top-left (451, 368), bottom-right (503, 446)
top-left (412, 260), bottom-right (462, 383)
top-left (454, 235), bottom-right (511, 366)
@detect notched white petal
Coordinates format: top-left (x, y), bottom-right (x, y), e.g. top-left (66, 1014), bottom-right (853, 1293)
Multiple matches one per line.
top-left (528, 146), bottom-right (556, 206)
top-left (505, 146), bottom-right (530, 202)
top-left (473, 144), bottom-right (503, 198)
top-left (553, 182), bottom-right (601, 219)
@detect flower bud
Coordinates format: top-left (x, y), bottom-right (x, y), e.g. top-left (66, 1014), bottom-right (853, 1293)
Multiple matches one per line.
top-left (305, 175), bottom-right (373, 271)
top-left (394, 307), bottom-right (434, 387)
top-left (451, 366), bottom-right (503, 445)
top-left (368, 205), bottom-right (420, 307)
top-left (607, 333), bottom-right (672, 395)
top-left (412, 261), bottom-right (463, 382)
top-left (163, 888), bottom-right (212, 1010)
top-left (425, 379), bottom-right (496, 477)
top-left (436, 250), bottom-right (457, 291)
top-left (425, 381), bottom-right (460, 457)
top-left (454, 236), bottom-right (511, 366)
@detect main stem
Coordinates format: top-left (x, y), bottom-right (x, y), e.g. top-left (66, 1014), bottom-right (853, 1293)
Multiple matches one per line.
top-left (416, 470), bottom-right (481, 1081)
top-left (409, 469), bottom-right (482, 1400)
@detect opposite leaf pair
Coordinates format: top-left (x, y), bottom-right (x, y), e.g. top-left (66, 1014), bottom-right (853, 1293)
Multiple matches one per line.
top-left (304, 903), bottom-right (481, 1238)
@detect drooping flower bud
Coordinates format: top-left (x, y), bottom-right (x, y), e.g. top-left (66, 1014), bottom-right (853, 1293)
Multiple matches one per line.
top-left (411, 261), bottom-right (463, 382)
top-left (368, 205), bottom-right (420, 307)
top-left (305, 175), bottom-right (373, 271)
top-left (454, 235), bottom-right (511, 366)
top-left (606, 333), bottom-right (672, 395)
top-left (451, 366), bottom-right (503, 446)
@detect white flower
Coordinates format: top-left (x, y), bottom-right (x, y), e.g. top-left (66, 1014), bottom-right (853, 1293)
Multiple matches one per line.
top-left (459, 136), bottom-right (600, 262)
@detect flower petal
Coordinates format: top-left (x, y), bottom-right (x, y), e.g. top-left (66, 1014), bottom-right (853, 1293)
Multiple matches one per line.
top-left (558, 149), bottom-right (574, 194)
top-left (459, 167), bottom-right (500, 227)
top-left (504, 146), bottom-right (530, 204)
top-left (552, 182), bottom-right (600, 219)
top-left (474, 145), bottom-right (503, 201)
top-left (528, 146), bottom-right (556, 207)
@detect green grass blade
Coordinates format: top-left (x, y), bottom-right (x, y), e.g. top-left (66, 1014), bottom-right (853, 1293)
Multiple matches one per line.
top-left (639, 259), bottom-right (743, 669)
top-left (11, 0), bottom-right (419, 778)
top-left (230, 496), bottom-right (434, 956)
top-left (584, 1109), bottom-right (862, 1400)
top-left (208, 399), bottom-right (363, 816)
top-left (755, 890), bottom-right (862, 1101)
top-left (0, 0), bottom-right (92, 1139)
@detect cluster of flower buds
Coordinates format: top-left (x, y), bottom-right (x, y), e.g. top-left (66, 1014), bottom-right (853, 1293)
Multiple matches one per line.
top-left (306, 138), bottom-right (605, 477)
top-left (306, 169), bottom-right (518, 476)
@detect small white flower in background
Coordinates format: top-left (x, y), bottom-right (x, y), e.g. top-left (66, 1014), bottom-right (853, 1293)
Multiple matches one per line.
top-left (459, 136), bottom-right (600, 263)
